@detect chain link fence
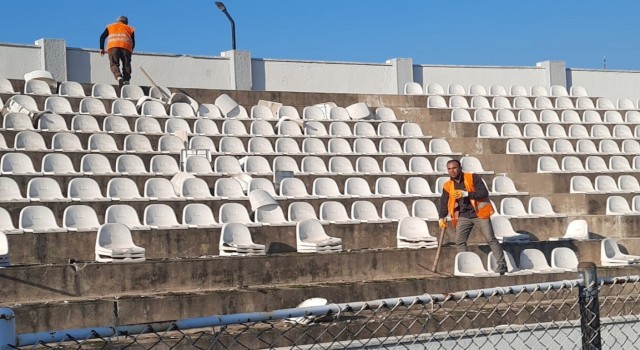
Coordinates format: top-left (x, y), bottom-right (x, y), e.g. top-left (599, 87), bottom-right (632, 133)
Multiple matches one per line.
top-left (3, 264), bottom-right (640, 349)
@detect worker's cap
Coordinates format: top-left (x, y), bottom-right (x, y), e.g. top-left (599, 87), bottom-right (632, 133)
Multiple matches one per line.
top-left (117, 16), bottom-right (128, 24)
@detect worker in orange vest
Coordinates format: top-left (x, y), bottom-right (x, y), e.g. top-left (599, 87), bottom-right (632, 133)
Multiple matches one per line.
top-left (99, 16), bottom-right (135, 88)
top-left (438, 159), bottom-right (507, 275)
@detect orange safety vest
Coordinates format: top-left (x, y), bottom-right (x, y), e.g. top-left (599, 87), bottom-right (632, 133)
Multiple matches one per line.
top-left (445, 172), bottom-right (494, 227)
top-left (106, 22), bottom-right (135, 52)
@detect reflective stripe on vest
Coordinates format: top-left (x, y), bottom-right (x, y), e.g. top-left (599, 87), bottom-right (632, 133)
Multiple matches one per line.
top-left (106, 23), bottom-right (134, 51)
top-left (445, 172), bottom-right (494, 227)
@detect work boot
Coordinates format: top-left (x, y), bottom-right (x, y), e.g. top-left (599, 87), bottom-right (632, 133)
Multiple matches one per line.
top-left (117, 77), bottom-right (124, 89)
top-left (496, 262), bottom-right (507, 275)
top-left (123, 80), bottom-right (130, 86)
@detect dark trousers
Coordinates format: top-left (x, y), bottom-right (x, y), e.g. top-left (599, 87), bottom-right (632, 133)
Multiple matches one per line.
top-left (108, 47), bottom-right (132, 81)
top-left (455, 216), bottom-right (506, 265)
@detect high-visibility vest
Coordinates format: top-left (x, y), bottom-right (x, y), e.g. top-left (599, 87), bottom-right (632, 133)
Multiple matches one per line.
top-left (445, 172), bottom-right (494, 227)
top-left (106, 22), bottom-right (135, 52)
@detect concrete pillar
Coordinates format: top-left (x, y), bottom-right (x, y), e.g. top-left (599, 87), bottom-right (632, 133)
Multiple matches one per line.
top-left (536, 60), bottom-right (566, 90)
top-left (386, 58), bottom-right (413, 94)
top-left (35, 38), bottom-right (67, 82)
top-left (222, 50), bottom-right (252, 91)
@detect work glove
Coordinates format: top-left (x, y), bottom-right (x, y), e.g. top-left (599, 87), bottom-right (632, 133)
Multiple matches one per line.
top-left (452, 190), bottom-right (469, 199)
top-left (438, 218), bottom-right (448, 229)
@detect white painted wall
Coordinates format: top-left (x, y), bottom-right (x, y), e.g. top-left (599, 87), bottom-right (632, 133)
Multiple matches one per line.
top-left (569, 69), bottom-right (640, 101)
top-left (66, 48), bottom-right (231, 89)
top-left (0, 43), bottom-right (41, 80)
top-left (252, 59), bottom-right (396, 94)
top-left (4, 39), bottom-right (640, 101)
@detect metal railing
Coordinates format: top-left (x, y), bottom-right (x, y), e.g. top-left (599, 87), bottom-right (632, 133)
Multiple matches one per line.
top-left (2, 262), bottom-right (640, 349)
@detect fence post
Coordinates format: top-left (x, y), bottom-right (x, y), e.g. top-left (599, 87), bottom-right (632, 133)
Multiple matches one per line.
top-left (578, 262), bottom-right (601, 350)
top-left (0, 308), bottom-right (16, 350)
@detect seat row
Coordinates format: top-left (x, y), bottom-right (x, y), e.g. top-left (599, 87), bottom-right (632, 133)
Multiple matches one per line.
top-left (456, 108), bottom-right (640, 124)
top-left (537, 155), bottom-right (640, 173)
top-left (480, 122), bottom-right (640, 140)
top-left (570, 175), bottom-right (640, 194)
top-left (407, 82), bottom-right (588, 98)
top-left (506, 138), bottom-right (637, 155)
top-left (454, 248), bottom-right (577, 277)
top-left (429, 95), bottom-right (596, 110)
top-left (2, 112), bottom-right (424, 141)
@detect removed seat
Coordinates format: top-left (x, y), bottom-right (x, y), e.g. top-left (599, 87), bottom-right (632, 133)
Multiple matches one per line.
top-left (95, 223), bottom-right (146, 262)
top-left (296, 218), bottom-right (342, 253)
top-left (397, 216), bottom-right (438, 249)
top-left (601, 238), bottom-right (640, 266)
top-left (219, 223), bottom-right (266, 256)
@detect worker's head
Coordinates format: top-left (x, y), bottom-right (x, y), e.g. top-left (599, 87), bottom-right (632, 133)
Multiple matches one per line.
top-left (446, 159), bottom-right (462, 180)
top-left (116, 15), bottom-right (128, 24)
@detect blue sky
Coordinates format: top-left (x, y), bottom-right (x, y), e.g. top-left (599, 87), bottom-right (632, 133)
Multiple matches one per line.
top-left (2, 1), bottom-right (637, 70)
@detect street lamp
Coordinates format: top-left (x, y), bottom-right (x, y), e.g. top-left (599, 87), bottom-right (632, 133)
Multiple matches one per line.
top-left (214, 1), bottom-right (236, 50)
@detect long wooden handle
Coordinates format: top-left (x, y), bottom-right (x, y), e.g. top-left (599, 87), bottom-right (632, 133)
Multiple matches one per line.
top-left (139, 66), bottom-right (171, 100)
top-left (431, 226), bottom-right (447, 272)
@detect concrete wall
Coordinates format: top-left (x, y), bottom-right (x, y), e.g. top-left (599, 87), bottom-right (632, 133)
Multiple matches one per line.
top-left (252, 58), bottom-right (396, 94)
top-left (568, 68), bottom-right (640, 101)
top-left (4, 38), bottom-right (640, 100)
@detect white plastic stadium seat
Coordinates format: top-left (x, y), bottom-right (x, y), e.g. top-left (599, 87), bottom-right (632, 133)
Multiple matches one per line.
top-left (296, 218), bottom-right (342, 253)
top-left (95, 223), bottom-right (145, 262)
top-left (519, 249), bottom-right (565, 273)
top-left (182, 203), bottom-right (219, 228)
top-left (219, 223), bottom-right (266, 256)
top-left (454, 252), bottom-right (499, 277)
top-left (143, 204), bottom-right (188, 229)
top-left (19, 205), bottom-right (67, 233)
top-left (601, 238), bottom-right (640, 266)
top-left (63, 205), bottom-right (101, 232)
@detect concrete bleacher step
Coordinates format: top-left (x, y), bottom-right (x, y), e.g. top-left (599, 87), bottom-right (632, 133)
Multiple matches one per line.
top-left (7, 241), bottom-right (618, 334)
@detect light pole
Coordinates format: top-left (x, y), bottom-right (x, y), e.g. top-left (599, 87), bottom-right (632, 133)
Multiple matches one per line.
top-left (215, 1), bottom-right (236, 50)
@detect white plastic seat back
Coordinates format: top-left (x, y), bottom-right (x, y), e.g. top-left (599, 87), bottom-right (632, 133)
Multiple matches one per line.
top-left (353, 138), bottom-right (378, 154)
top-left (170, 102), bottom-right (196, 118)
top-left (520, 249), bottom-right (563, 273)
top-left (296, 218), bottom-right (342, 252)
top-left (411, 199), bottom-right (439, 220)
top-left (219, 203), bottom-right (252, 224)
top-left (561, 156), bottom-right (585, 172)
top-left (379, 139), bottom-right (403, 154)
top-left (382, 200), bottom-right (410, 220)
top-left (214, 178), bottom-right (245, 198)
top-left (19, 205), bottom-right (64, 232)
top-left (158, 135), bottom-right (185, 153)
top-left (105, 204), bottom-right (146, 229)
top-left (492, 176), bottom-right (522, 194)
top-left (96, 222), bottom-right (145, 260)
top-left (91, 83), bottom-right (117, 99)
top-left (150, 155), bottom-right (180, 175)
top-left (551, 247), bottom-right (578, 271)
top-left (585, 156), bottom-right (609, 172)
top-left (3, 112), bottom-right (34, 131)
top-left (79, 97), bottom-right (107, 115)
top-left (123, 134), bottom-right (154, 153)
top-left (553, 139), bottom-right (575, 154)
top-left (67, 178), bottom-right (105, 201)
top-left (44, 96), bottom-right (74, 114)
top-left (275, 138), bottom-right (301, 154)
top-left (189, 136), bottom-right (217, 153)
top-left (144, 178), bottom-right (180, 200)
top-left (25, 79), bottom-right (53, 95)
top-left (273, 155), bottom-right (301, 173)
top-left (404, 82), bottom-right (423, 95)
top-left (144, 203), bottom-right (185, 229)
top-left (165, 117), bottom-right (192, 134)
top-left (328, 138), bottom-right (352, 154)
top-left (63, 205), bottom-right (101, 231)
top-left (219, 136), bottom-right (247, 154)
top-left (344, 177), bottom-right (373, 197)
top-left (374, 107), bottom-right (397, 121)
top-left (88, 134), bottom-right (119, 152)
top-left (425, 82), bottom-right (445, 95)
top-left (375, 177), bottom-right (404, 196)
top-left (427, 96), bottom-right (447, 108)
top-left (0, 177), bottom-right (27, 201)
top-left (58, 81), bottom-right (85, 97)
top-left (106, 178), bottom-right (143, 201)
top-left (301, 156), bottom-right (328, 174)
top-left (405, 177), bottom-right (433, 196)
top-left (401, 122), bottom-right (423, 137)
top-left (328, 156), bottom-right (355, 174)
top-left (15, 130), bottom-right (47, 151)
top-left (193, 119), bottom-right (220, 136)
top-left (618, 175), bottom-right (640, 192)
top-left (329, 121), bottom-right (353, 137)
top-left (42, 153), bottom-right (77, 175)
top-left (570, 176), bottom-right (595, 193)
top-left (302, 138), bottom-right (327, 154)
top-left (606, 196), bottom-right (632, 215)
top-left (383, 157), bottom-right (408, 174)
top-left (455, 252), bottom-right (497, 276)
top-left (280, 178), bottom-right (312, 198)
top-left (183, 203), bottom-right (217, 227)
top-left (528, 197), bottom-right (560, 216)
top-left (141, 100), bottom-right (168, 117)
top-left (197, 103), bottom-right (223, 118)
top-left (546, 123), bottom-right (567, 138)
top-left (121, 84), bottom-right (145, 100)
top-left (356, 156), bottom-right (381, 173)
top-left (512, 97), bottom-right (533, 109)
top-left (247, 137), bottom-right (274, 154)
top-left (181, 178), bottom-right (214, 199)
top-left (185, 156), bottom-right (214, 175)
top-left (27, 177), bottom-right (67, 201)
top-left (351, 200), bottom-right (383, 221)
top-left (277, 105), bottom-right (301, 120)
top-left (319, 201), bottom-right (352, 223)
top-left (115, 154), bottom-right (148, 174)
top-left (214, 155), bottom-right (243, 174)
top-left (135, 117), bottom-right (162, 134)
top-left (345, 102), bottom-right (370, 120)
top-left (610, 156), bottom-right (633, 172)
top-left (506, 139), bottom-right (529, 154)
top-left (329, 107), bottom-right (350, 120)
top-left (312, 177), bottom-right (342, 197)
